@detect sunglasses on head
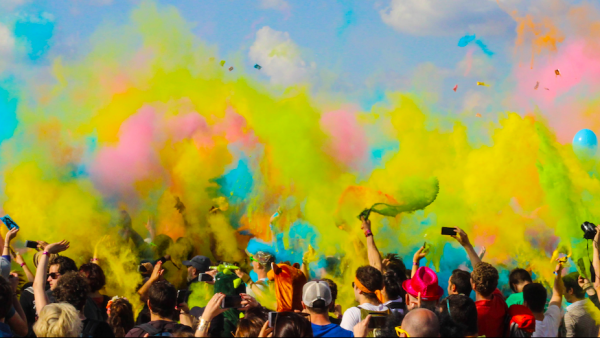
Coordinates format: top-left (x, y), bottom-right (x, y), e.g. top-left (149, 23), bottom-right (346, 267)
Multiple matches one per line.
top-left (48, 272), bottom-right (61, 280)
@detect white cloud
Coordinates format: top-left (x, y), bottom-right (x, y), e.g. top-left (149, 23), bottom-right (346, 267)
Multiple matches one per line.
top-left (0, 0), bottom-right (29, 10)
top-left (249, 26), bottom-right (314, 86)
top-left (259, 0), bottom-right (290, 11)
top-left (0, 24), bottom-right (15, 54)
top-left (379, 0), bottom-right (515, 36)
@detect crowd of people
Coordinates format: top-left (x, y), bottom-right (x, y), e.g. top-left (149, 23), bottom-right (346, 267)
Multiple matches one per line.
top-left (2, 213), bottom-right (600, 337)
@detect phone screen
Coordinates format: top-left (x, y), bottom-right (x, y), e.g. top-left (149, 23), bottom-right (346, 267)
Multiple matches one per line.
top-left (441, 227), bottom-right (456, 236)
top-left (221, 295), bottom-right (243, 309)
top-left (198, 273), bottom-right (214, 282)
top-left (1, 216), bottom-right (19, 230)
top-left (368, 315), bottom-right (387, 329)
top-left (25, 241), bottom-right (38, 249)
top-left (268, 312), bottom-right (278, 328)
top-left (176, 290), bottom-right (187, 305)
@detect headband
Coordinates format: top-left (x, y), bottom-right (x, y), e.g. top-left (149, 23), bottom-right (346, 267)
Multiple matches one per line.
top-left (354, 277), bottom-right (385, 304)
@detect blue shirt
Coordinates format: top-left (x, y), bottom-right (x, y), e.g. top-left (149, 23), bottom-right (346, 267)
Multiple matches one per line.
top-left (312, 323), bottom-right (354, 338)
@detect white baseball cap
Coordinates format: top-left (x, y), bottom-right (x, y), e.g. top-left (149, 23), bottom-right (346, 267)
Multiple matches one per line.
top-left (302, 281), bottom-right (333, 308)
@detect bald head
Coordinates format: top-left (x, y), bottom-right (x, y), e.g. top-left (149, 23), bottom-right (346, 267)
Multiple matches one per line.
top-left (401, 308), bottom-right (440, 337)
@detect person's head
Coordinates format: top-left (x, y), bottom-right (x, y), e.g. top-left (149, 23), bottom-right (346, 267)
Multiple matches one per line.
top-left (302, 281), bottom-right (333, 317)
top-left (53, 271), bottom-right (90, 312)
top-left (78, 263), bottom-right (106, 293)
top-left (563, 272), bottom-right (585, 303)
top-left (402, 267), bottom-right (444, 311)
top-left (273, 313), bottom-right (313, 338)
top-left (34, 251), bottom-right (58, 268)
top-left (250, 251), bottom-right (275, 274)
top-left (448, 269), bottom-right (472, 296)
top-left (354, 266), bottom-right (384, 304)
top-left (399, 308), bottom-right (440, 337)
top-left (108, 297), bottom-right (135, 337)
top-left (383, 253), bottom-right (408, 281)
top-left (235, 307), bottom-right (268, 337)
top-left (509, 268), bottom-right (532, 293)
top-left (182, 255), bottom-right (211, 282)
top-left (0, 276), bottom-right (13, 320)
top-left (147, 280), bottom-right (177, 319)
top-left (383, 269), bottom-right (405, 301)
top-left (48, 256), bottom-right (78, 290)
top-left (438, 295), bottom-right (478, 337)
top-left (33, 303), bottom-right (82, 337)
top-left (523, 283), bottom-right (547, 314)
top-left (321, 278), bottom-right (338, 312)
top-left (471, 262), bottom-right (499, 297)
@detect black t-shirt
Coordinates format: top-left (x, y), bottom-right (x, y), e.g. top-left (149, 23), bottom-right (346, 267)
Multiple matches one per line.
top-left (82, 319), bottom-right (115, 337)
top-left (125, 320), bottom-right (193, 337)
top-left (19, 284), bottom-right (37, 337)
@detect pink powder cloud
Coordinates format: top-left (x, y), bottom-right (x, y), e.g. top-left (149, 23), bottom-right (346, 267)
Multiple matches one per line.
top-left (90, 106), bottom-right (165, 198)
top-left (320, 109), bottom-right (368, 170)
top-left (513, 40), bottom-right (600, 142)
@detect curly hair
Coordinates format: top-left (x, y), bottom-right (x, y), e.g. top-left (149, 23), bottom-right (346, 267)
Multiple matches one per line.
top-left (108, 298), bottom-right (135, 337)
top-left (49, 256), bottom-right (78, 275)
top-left (79, 263), bottom-right (106, 292)
top-left (54, 271), bottom-right (90, 311)
top-left (34, 303), bottom-right (82, 337)
top-left (471, 262), bottom-right (498, 297)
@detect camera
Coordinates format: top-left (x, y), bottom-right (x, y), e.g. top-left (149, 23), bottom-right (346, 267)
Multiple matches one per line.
top-left (581, 221), bottom-right (597, 240)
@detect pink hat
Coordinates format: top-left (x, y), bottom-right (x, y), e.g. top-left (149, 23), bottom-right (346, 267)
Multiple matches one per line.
top-left (402, 266), bottom-right (444, 301)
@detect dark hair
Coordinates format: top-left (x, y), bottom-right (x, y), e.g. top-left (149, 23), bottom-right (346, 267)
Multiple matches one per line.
top-left (0, 276), bottom-right (13, 319)
top-left (307, 299), bottom-right (328, 315)
top-left (108, 298), bottom-right (135, 337)
top-left (450, 269), bottom-right (473, 296)
top-left (563, 272), bottom-right (585, 299)
top-left (50, 256), bottom-right (78, 275)
top-left (384, 253), bottom-right (408, 283)
top-left (379, 312), bottom-right (404, 337)
top-left (54, 271), bottom-right (90, 311)
top-left (236, 307), bottom-right (268, 337)
top-left (356, 266), bottom-right (384, 301)
top-left (509, 268), bottom-right (532, 293)
top-left (273, 313), bottom-right (313, 338)
top-left (148, 280), bottom-right (177, 318)
top-left (471, 262), bottom-right (498, 297)
top-left (383, 269), bottom-right (404, 301)
top-left (79, 263), bottom-right (106, 292)
top-left (439, 295), bottom-right (478, 336)
top-left (321, 278), bottom-right (337, 303)
top-left (523, 283), bottom-right (547, 313)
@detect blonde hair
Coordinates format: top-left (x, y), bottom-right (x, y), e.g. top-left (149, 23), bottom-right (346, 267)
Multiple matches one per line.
top-left (33, 303), bottom-right (83, 337)
top-left (33, 251), bottom-right (58, 268)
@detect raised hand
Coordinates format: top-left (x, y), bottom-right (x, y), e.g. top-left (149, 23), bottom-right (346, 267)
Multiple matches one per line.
top-left (4, 228), bottom-right (18, 244)
top-left (451, 227), bottom-right (472, 247)
top-left (239, 293), bottom-right (259, 310)
top-left (413, 244), bottom-right (429, 264)
top-left (202, 293), bottom-right (227, 321)
top-left (360, 216), bottom-right (372, 232)
top-left (353, 315), bottom-right (371, 338)
top-left (45, 240), bottom-right (70, 254)
top-left (36, 241), bottom-right (49, 251)
top-left (258, 321), bottom-right (273, 338)
top-left (149, 261), bottom-right (164, 282)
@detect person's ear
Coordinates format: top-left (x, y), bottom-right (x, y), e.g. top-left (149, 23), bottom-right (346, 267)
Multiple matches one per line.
top-left (301, 301), bottom-right (306, 310)
top-left (147, 300), bottom-right (152, 313)
top-left (450, 284), bottom-right (457, 293)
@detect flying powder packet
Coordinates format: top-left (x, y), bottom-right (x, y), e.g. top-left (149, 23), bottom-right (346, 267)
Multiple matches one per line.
top-left (254, 64), bottom-right (262, 70)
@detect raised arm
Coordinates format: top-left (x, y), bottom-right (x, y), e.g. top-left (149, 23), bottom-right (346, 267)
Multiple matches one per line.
top-left (13, 252), bottom-right (35, 283)
top-left (361, 217), bottom-right (382, 272)
top-left (34, 240), bottom-right (70, 315)
top-left (452, 227), bottom-right (481, 268)
top-left (549, 261), bottom-right (564, 308)
top-left (411, 244), bottom-right (429, 278)
top-left (2, 228), bottom-right (18, 257)
top-left (137, 261), bottom-right (164, 302)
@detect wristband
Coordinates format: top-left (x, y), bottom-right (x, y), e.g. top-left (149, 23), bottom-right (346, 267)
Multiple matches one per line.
top-left (20, 262), bottom-right (26, 267)
top-left (364, 230), bottom-right (373, 237)
top-left (42, 251), bottom-right (50, 256)
top-left (198, 318), bottom-right (210, 332)
top-left (413, 261), bottom-right (419, 266)
top-left (91, 258), bottom-right (99, 262)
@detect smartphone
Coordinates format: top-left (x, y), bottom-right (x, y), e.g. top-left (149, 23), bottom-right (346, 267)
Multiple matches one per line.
top-left (137, 265), bottom-right (147, 273)
top-left (1, 215), bottom-right (19, 230)
top-left (198, 273), bottom-right (214, 282)
top-left (221, 295), bottom-right (243, 309)
top-left (441, 227), bottom-right (456, 236)
top-left (176, 290), bottom-right (187, 305)
top-left (25, 241), bottom-right (38, 249)
top-left (268, 312), bottom-right (278, 328)
top-left (368, 314), bottom-right (387, 329)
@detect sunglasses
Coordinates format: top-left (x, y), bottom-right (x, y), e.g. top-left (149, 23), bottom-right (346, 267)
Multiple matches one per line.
top-left (48, 272), bottom-right (61, 280)
top-left (395, 326), bottom-right (410, 337)
top-left (249, 256), bottom-right (258, 263)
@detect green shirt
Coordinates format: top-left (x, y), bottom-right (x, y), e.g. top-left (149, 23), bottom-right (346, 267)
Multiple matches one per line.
top-left (506, 292), bottom-right (524, 307)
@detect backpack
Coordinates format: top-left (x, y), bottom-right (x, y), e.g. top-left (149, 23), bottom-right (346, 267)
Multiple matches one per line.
top-left (505, 305), bottom-right (536, 337)
top-left (134, 323), bottom-right (173, 337)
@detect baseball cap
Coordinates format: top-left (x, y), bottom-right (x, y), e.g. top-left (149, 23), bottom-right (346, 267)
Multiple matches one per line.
top-left (302, 281), bottom-right (332, 308)
top-left (182, 255), bottom-right (211, 273)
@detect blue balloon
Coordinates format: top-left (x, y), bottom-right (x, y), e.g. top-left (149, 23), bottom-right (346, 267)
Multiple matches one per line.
top-left (573, 129), bottom-right (598, 158)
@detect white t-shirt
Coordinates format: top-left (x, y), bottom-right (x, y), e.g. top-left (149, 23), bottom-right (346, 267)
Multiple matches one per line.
top-left (340, 303), bottom-right (389, 331)
top-left (532, 304), bottom-right (563, 337)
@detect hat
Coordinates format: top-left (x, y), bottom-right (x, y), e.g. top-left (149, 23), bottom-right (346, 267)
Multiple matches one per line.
top-left (402, 266), bottom-right (444, 301)
top-left (302, 281), bottom-right (332, 308)
top-left (182, 255), bottom-right (211, 273)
